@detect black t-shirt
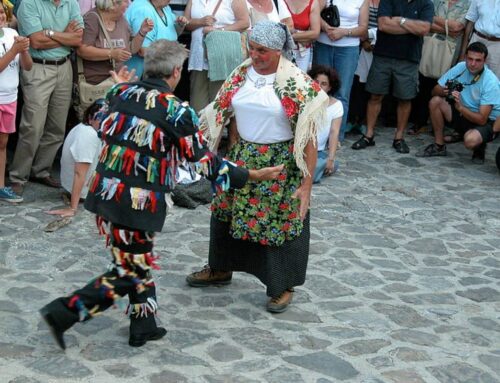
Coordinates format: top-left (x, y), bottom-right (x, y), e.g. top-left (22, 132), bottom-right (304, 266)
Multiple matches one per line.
top-left (374, 0), bottom-right (434, 63)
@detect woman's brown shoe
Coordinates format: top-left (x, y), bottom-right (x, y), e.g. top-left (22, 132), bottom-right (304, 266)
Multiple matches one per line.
top-left (267, 288), bottom-right (294, 313)
top-left (186, 265), bottom-right (232, 287)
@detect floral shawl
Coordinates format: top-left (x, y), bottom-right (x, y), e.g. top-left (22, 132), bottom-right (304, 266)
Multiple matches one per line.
top-left (199, 56), bottom-right (329, 176)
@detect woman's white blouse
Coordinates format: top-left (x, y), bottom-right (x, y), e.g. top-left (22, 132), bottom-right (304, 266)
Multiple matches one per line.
top-left (188, 0), bottom-right (238, 71)
top-left (232, 66), bottom-right (293, 143)
top-left (317, 100), bottom-right (343, 151)
top-left (317, 0), bottom-right (365, 47)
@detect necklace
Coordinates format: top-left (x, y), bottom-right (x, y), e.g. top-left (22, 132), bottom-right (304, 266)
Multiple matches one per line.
top-left (247, 69), bottom-right (274, 89)
top-left (150, 0), bottom-right (168, 27)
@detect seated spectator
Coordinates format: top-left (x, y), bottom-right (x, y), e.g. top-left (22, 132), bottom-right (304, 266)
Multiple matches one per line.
top-left (416, 42), bottom-right (500, 163)
top-left (0, 2), bottom-right (32, 203)
top-left (76, 0), bottom-right (152, 86)
top-left (45, 100), bottom-right (104, 218)
top-left (308, 65), bottom-right (342, 183)
top-left (125, 0), bottom-right (189, 79)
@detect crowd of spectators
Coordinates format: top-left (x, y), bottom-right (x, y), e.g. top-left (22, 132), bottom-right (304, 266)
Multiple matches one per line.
top-left (0, 0), bottom-right (499, 205)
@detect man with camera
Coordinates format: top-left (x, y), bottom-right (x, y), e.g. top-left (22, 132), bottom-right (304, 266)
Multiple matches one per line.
top-left (416, 42), bottom-right (500, 162)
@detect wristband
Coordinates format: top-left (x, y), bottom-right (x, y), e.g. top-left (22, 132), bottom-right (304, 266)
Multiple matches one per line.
top-left (139, 30), bottom-right (146, 37)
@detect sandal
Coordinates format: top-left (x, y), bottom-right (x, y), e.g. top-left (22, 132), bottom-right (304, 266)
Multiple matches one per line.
top-left (351, 134), bottom-right (375, 150)
top-left (393, 139), bottom-right (410, 154)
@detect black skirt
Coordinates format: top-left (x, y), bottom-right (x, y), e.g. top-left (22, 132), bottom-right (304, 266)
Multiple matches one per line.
top-left (208, 213), bottom-right (310, 298)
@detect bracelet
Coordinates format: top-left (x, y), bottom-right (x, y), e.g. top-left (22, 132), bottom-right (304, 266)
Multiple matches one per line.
top-left (108, 49), bottom-right (112, 60)
top-left (139, 30), bottom-right (146, 37)
top-left (347, 29), bottom-right (352, 37)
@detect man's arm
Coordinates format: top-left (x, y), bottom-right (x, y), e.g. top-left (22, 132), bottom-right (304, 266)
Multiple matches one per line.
top-left (454, 97), bottom-right (492, 126)
top-left (458, 20), bottom-right (474, 60)
top-left (379, 16), bottom-right (431, 36)
top-left (30, 20), bottom-right (83, 50)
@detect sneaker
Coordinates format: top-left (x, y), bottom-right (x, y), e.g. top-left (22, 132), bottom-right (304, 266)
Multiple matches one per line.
top-left (129, 327), bottom-right (167, 347)
top-left (186, 265), bottom-right (232, 287)
top-left (471, 143), bottom-right (486, 164)
top-left (415, 143), bottom-right (447, 157)
top-left (10, 182), bottom-right (24, 196)
top-left (392, 139), bottom-right (410, 154)
top-left (0, 187), bottom-right (23, 203)
top-left (266, 289), bottom-right (294, 313)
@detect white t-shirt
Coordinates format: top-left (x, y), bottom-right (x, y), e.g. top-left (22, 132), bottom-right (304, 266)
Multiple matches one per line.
top-left (247, 0), bottom-right (291, 28)
top-left (60, 123), bottom-right (101, 198)
top-left (318, 0), bottom-right (365, 47)
top-left (317, 100), bottom-right (343, 150)
top-left (0, 28), bottom-right (20, 104)
top-left (232, 66), bottom-right (293, 143)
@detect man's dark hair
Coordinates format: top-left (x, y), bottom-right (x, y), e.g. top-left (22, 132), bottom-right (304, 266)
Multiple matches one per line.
top-left (83, 99), bottom-right (106, 125)
top-left (466, 42), bottom-right (489, 59)
top-left (307, 65), bottom-right (341, 95)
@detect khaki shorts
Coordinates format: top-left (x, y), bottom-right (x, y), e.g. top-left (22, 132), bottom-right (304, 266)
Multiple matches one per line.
top-left (366, 56), bottom-right (419, 100)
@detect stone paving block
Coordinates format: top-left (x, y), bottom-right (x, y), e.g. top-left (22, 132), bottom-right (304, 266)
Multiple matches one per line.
top-left (284, 351), bottom-right (359, 381)
top-left (427, 362), bottom-right (498, 383)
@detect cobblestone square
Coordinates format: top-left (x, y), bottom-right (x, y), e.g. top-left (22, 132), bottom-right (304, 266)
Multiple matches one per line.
top-left (1, 129), bottom-right (499, 383)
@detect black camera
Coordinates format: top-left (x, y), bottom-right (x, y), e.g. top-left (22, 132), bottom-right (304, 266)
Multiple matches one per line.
top-left (445, 79), bottom-right (464, 105)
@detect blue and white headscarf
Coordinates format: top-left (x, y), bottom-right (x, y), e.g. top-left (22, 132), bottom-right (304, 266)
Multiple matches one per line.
top-left (249, 20), bottom-right (295, 62)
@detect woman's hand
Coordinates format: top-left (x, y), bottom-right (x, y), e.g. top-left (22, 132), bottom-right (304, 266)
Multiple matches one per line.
top-left (200, 15), bottom-right (217, 26)
top-left (110, 65), bottom-right (138, 83)
top-left (326, 27), bottom-right (345, 41)
top-left (176, 16), bottom-right (190, 27)
top-left (324, 158), bottom-right (335, 176)
top-left (203, 26), bottom-right (216, 35)
top-left (140, 18), bottom-right (155, 36)
top-left (110, 48), bottom-right (132, 62)
top-left (291, 182), bottom-right (312, 221)
top-left (248, 164), bottom-right (285, 181)
top-left (46, 207), bottom-right (76, 218)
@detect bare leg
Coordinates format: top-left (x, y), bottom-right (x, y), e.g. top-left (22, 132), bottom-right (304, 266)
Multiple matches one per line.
top-left (366, 94), bottom-right (384, 138)
top-left (0, 133), bottom-right (8, 188)
top-left (429, 96), bottom-right (452, 145)
top-left (395, 100), bottom-right (411, 140)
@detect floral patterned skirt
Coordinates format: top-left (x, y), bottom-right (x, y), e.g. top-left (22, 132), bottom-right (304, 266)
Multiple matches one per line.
top-left (211, 139), bottom-right (303, 247)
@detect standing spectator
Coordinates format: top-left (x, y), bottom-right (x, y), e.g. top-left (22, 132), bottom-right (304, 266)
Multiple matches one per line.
top-left (409, 0), bottom-right (470, 136)
top-left (347, 0), bottom-right (379, 134)
top-left (184, 0), bottom-right (249, 112)
top-left (416, 42), bottom-right (499, 163)
top-left (459, 0), bottom-right (500, 79)
top-left (125, 0), bottom-right (189, 79)
top-left (283, 0), bottom-right (320, 72)
top-left (0, 2), bottom-right (32, 203)
top-left (77, 0), bottom-right (153, 86)
top-left (246, 0), bottom-right (293, 30)
top-left (9, 0), bottom-right (83, 195)
top-left (314, 0), bottom-right (368, 141)
top-left (45, 100), bottom-right (104, 217)
top-left (351, 0), bottom-right (433, 153)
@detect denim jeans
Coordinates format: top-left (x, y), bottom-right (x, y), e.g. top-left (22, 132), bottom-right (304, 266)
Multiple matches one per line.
top-left (313, 42), bottom-right (359, 141)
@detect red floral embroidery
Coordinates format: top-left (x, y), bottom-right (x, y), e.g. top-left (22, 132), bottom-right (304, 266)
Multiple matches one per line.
top-left (248, 218), bottom-right (257, 228)
top-left (279, 203), bottom-right (289, 210)
top-left (219, 201), bottom-right (228, 209)
top-left (232, 74), bottom-right (244, 85)
top-left (235, 160), bottom-right (246, 166)
top-left (288, 212), bottom-right (297, 220)
top-left (257, 145), bottom-right (269, 154)
top-left (281, 96), bottom-right (298, 118)
top-left (281, 222), bottom-right (291, 232)
top-left (256, 211), bottom-right (266, 218)
top-left (249, 198), bottom-right (259, 205)
top-left (259, 239), bottom-right (268, 245)
top-left (311, 80), bottom-right (321, 92)
top-left (219, 90), bottom-right (234, 109)
top-left (270, 183), bottom-right (280, 193)
top-left (278, 173), bottom-right (287, 181)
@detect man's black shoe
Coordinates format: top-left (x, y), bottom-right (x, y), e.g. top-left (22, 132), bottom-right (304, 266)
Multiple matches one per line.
top-left (40, 307), bottom-right (66, 350)
top-left (472, 143), bottom-right (486, 164)
top-left (129, 327), bottom-right (167, 347)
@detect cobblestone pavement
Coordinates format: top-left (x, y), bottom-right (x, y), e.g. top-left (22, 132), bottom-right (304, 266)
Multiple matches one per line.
top-left (1, 128), bottom-right (499, 383)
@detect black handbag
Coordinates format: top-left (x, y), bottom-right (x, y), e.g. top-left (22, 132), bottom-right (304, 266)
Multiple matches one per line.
top-left (321, 0), bottom-right (340, 28)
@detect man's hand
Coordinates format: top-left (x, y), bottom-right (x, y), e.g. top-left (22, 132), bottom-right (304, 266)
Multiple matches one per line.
top-left (452, 90), bottom-right (463, 112)
top-left (361, 40), bottom-right (373, 52)
top-left (248, 164), bottom-right (285, 181)
top-left (291, 182), bottom-right (312, 221)
top-left (64, 20), bottom-right (82, 33)
top-left (110, 65), bottom-right (138, 83)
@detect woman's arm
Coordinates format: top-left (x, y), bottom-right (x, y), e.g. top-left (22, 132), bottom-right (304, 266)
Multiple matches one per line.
top-left (225, 0), bottom-right (250, 31)
top-left (184, 0), bottom-right (217, 31)
top-left (291, 0), bottom-right (320, 43)
top-left (325, 115), bottom-right (341, 175)
top-left (329, 0), bottom-right (369, 40)
top-left (130, 18), bottom-right (154, 54)
top-left (292, 139), bottom-right (317, 220)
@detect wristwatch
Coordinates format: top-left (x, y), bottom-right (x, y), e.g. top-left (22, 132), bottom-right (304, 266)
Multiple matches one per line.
top-left (399, 17), bottom-right (407, 27)
top-left (45, 29), bottom-right (55, 39)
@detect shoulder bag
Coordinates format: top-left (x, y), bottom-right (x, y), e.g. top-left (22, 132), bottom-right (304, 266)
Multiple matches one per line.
top-left (74, 11), bottom-right (116, 120)
top-left (320, 0), bottom-right (340, 28)
top-left (419, 11), bottom-right (457, 79)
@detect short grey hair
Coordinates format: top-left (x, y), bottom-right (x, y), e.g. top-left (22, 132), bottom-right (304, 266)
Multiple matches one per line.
top-left (95, 0), bottom-right (122, 11)
top-left (144, 40), bottom-right (189, 79)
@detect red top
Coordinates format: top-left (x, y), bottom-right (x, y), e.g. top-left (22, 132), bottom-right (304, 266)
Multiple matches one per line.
top-left (286, 0), bottom-right (313, 31)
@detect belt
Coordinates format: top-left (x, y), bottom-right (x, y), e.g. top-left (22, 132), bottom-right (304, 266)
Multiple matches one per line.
top-left (32, 56), bottom-right (69, 65)
top-left (474, 30), bottom-right (500, 42)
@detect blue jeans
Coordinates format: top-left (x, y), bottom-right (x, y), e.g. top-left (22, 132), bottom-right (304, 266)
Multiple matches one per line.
top-left (313, 42), bottom-right (359, 141)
